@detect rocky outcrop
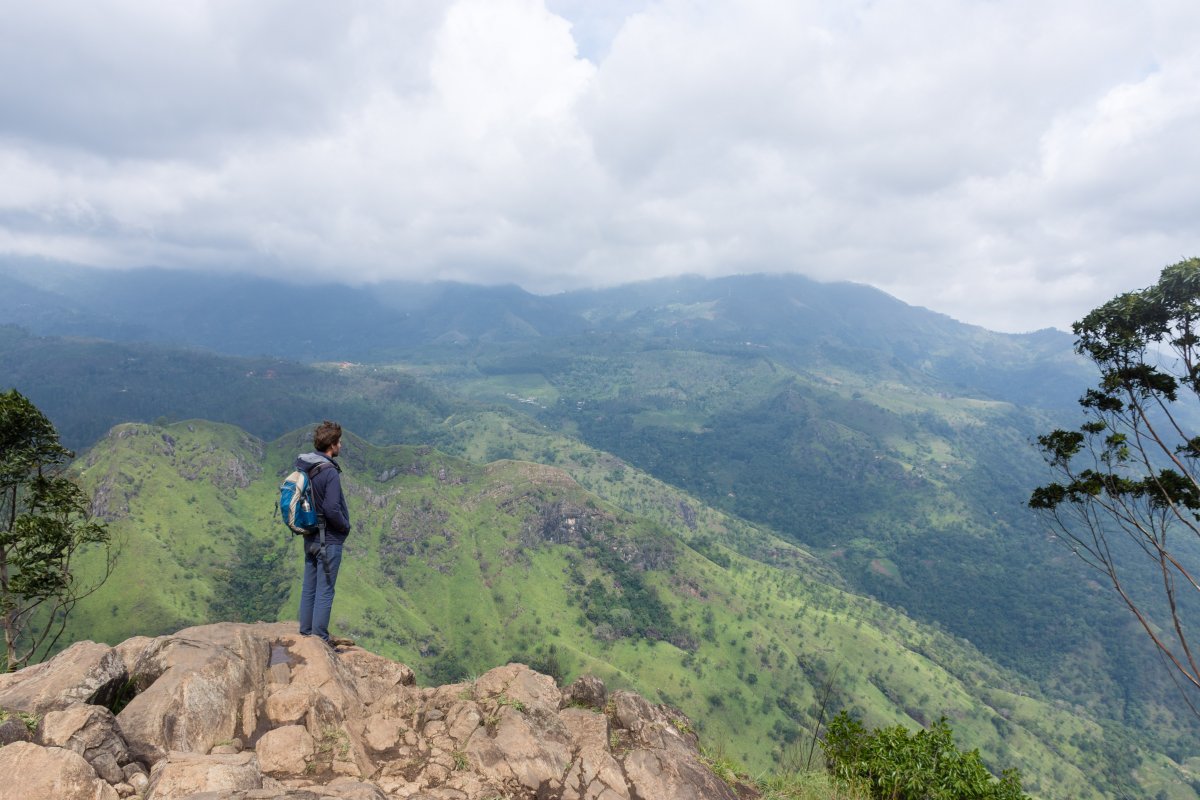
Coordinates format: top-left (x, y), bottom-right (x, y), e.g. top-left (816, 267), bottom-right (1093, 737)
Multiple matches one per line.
top-left (0, 622), bottom-right (739, 799)
top-left (0, 640), bottom-right (127, 713)
top-left (0, 741), bottom-right (119, 800)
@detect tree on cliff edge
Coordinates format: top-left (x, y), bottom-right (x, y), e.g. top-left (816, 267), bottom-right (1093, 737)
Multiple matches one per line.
top-left (1031, 257), bottom-right (1200, 709)
top-left (0, 389), bottom-right (116, 671)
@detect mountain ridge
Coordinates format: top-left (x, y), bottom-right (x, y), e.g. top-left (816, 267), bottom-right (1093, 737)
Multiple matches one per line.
top-left (0, 262), bottom-right (1086, 407)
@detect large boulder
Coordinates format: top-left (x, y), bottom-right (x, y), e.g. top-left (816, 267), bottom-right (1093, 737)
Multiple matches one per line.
top-left (117, 622), bottom-right (274, 764)
top-left (461, 664), bottom-right (577, 797)
top-left (144, 751), bottom-right (262, 799)
top-left (38, 704), bottom-right (132, 784)
top-left (0, 641), bottom-right (126, 714)
top-left (255, 724), bottom-right (316, 777)
top-left (559, 707), bottom-right (629, 800)
top-left (0, 741), bottom-right (119, 800)
top-left (464, 706), bottom-right (574, 796)
top-left (609, 690), bottom-right (738, 800)
top-left (336, 647), bottom-right (415, 706)
top-left (276, 633), bottom-right (375, 778)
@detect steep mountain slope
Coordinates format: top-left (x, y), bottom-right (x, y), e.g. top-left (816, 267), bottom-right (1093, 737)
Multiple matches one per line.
top-left (66, 420), bottom-right (1196, 799)
top-left (406, 332), bottom-right (1192, 744)
top-left (0, 325), bottom-right (457, 450)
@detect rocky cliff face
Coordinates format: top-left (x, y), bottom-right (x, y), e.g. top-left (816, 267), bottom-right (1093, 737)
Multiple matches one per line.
top-left (0, 622), bottom-right (740, 800)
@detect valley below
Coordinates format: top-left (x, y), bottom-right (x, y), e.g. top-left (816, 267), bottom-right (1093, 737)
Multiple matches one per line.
top-left (4, 266), bottom-right (1200, 798)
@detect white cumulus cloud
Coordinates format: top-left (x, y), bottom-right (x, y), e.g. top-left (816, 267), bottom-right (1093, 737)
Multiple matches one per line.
top-left (1, 0), bottom-right (1198, 331)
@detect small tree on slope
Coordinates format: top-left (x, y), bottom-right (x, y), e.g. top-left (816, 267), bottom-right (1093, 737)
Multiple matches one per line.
top-left (1030, 257), bottom-right (1200, 708)
top-left (0, 389), bottom-right (116, 671)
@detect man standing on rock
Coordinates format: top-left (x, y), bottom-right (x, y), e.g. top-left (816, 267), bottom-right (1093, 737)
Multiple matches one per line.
top-left (296, 420), bottom-right (354, 650)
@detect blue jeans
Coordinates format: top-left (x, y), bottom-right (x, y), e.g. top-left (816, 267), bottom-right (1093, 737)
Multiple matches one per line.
top-left (298, 540), bottom-right (343, 641)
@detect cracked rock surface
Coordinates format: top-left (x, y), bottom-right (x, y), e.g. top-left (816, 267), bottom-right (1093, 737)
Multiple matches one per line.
top-left (0, 622), bottom-right (739, 799)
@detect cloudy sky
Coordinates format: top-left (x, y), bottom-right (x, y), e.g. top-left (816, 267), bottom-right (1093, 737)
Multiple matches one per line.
top-left (1, 0), bottom-right (1198, 333)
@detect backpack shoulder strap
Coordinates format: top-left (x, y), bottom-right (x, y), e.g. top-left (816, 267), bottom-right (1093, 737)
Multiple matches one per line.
top-left (307, 461), bottom-right (334, 518)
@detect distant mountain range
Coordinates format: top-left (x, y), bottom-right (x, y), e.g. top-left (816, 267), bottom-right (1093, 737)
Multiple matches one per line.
top-left (0, 260), bottom-right (1087, 407)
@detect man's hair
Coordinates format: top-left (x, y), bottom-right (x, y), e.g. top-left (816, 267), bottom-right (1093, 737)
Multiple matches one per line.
top-left (313, 420), bottom-right (342, 453)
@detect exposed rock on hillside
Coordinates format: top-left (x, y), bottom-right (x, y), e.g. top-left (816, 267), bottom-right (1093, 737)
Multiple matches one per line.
top-left (0, 622), bottom-right (738, 800)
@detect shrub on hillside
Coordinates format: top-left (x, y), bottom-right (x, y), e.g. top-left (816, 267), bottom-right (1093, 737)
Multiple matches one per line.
top-left (822, 711), bottom-right (1028, 800)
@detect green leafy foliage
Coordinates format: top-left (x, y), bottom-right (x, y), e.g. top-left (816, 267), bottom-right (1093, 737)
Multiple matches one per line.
top-left (578, 532), bottom-right (681, 644)
top-left (0, 389), bottom-right (115, 670)
top-left (210, 526), bottom-right (293, 623)
top-left (823, 711), bottom-right (1028, 800)
top-left (1032, 257), bottom-right (1200, 706)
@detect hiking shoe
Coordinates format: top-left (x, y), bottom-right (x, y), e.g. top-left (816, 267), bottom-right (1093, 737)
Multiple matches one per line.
top-left (329, 635), bottom-right (356, 647)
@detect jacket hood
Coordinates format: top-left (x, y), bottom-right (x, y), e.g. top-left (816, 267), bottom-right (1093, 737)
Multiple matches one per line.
top-left (295, 452), bottom-right (340, 473)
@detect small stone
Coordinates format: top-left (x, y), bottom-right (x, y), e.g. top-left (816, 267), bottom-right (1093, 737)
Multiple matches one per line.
top-left (362, 714), bottom-right (401, 752)
top-left (89, 750), bottom-right (125, 784)
top-left (269, 662), bottom-right (291, 685)
top-left (128, 771), bottom-right (150, 793)
top-left (562, 675), bottom-right (608, 711)
top-left (122, 762), bottom-right (148, 782)
top-left (332, 758), bottom-right (361, 776)
top-left (0, 718), bottom-right (30, 746)
top-left (265, 684), bottom-right (313, 726)
top-left (114, 782), bottom-right (135, 798)
top-left (210, 745), bottom-right (239, 755)
top-left (421, 762), bottom-right (452, 785)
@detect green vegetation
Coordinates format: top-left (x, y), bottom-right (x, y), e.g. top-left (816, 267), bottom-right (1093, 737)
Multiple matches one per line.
top-left (0, 708), bottom-right (40, 735)
top-left (0, 389), bottom-right (115, 671)
top-left (404, 336), bottom-right (1200, 775)
top-left (1032, 257), bottom-right (1200, 705)
top-left (757, 770), bottom-right (871, 800)
top-left (0, 325), bottom-right (457, 452)
top-left (210, 527), bottom-right (292, 623)
top-left (58, 420), bottom-right (1194, 798)
top-left (823, 711), bottom-right (1027, 799)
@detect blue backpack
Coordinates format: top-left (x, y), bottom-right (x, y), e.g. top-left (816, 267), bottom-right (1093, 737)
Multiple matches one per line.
top-left (278, 462), bottom-right (332, 535)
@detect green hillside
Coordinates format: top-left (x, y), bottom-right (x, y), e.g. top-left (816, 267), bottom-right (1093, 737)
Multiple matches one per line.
top-left (67, 420), bottom-right (1198, 799)
top-left (0, 325), bottom-right (459, 450)
top-left (396, 325), bottom-right (1200, 760)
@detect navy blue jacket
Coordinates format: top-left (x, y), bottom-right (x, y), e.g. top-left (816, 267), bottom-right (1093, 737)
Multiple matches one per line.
top-left (295, 452), bottom-right (350, 543)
